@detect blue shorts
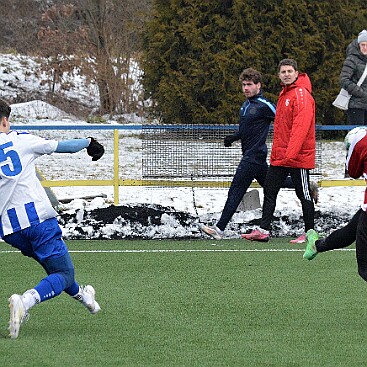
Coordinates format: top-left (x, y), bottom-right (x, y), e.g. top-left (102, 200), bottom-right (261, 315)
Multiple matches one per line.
top-left (3, 217), bottom-right (68, 263)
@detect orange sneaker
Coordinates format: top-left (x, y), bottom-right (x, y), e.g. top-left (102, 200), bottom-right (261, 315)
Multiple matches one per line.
top-left (242, 228), bottom-right (270, 242)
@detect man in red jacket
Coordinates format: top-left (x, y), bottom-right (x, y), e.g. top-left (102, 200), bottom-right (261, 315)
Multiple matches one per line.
top-left (243, 59), bottom-right (316, 243)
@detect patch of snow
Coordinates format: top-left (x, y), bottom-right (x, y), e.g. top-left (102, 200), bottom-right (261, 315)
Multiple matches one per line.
top-left (11, 100), bottom-right (76, 122)
top-left (0, 53), bottom-right (363, 241)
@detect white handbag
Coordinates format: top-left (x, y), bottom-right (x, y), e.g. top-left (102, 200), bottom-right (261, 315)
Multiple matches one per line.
top-left (333, 63), bottom-right (367, 110)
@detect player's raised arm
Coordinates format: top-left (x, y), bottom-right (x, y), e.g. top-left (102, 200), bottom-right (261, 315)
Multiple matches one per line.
top-left (55, 137), bottom-right (105, 161)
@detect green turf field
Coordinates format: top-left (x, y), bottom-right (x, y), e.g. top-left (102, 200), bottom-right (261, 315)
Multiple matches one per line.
top-left (0, 239), bottom-right (365, 367)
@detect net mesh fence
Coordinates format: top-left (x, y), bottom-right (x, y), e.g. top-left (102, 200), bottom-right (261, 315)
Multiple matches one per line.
top-left (13, 125), bottom-right (322, 188)
top-left (142, 124), bottom-right (322, 186)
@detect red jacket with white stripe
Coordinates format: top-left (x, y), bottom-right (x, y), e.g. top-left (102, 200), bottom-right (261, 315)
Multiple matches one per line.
top-left (346, 131), bottom-right (367, 211)
top-left (270, 73), bottom-right (316, 169)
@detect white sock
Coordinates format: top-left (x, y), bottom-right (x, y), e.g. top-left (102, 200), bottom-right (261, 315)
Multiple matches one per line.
top-left (22, 289), bottom-right (41, 311)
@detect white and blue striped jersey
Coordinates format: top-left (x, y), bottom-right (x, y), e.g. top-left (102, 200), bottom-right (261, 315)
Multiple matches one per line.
top-left (0, 131), bottom-right (58, 237)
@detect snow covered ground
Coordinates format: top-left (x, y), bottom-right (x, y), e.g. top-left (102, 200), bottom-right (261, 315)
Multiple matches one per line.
top-left (9, 104), bottom-right (360, 241)
top-left (0, 53), bottom-right (363, 241)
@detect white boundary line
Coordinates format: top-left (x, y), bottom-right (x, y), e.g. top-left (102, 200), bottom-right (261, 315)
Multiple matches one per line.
top-left (0, 248), bottom-right (356, 254)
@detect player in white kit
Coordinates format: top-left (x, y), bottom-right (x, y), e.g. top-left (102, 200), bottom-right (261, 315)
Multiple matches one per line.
top-left (0, 99), bottom-right (104, 338)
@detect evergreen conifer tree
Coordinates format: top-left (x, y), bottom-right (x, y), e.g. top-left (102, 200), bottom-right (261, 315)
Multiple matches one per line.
top-left (142, 0), bottom-right (367, 125)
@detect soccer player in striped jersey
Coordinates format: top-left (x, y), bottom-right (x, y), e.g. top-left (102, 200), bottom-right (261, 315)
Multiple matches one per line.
top-left (0, 99), bottom-right (102, 339)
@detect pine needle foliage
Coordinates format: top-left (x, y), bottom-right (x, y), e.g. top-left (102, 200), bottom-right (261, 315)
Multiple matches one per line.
top-left (142, 0), bottom-right (367, 125)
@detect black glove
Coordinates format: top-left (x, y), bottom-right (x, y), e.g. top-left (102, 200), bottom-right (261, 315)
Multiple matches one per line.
top-left (87, 137), bottom-right (105, 161)
top-left (224, 135), bottom-right (236, 147)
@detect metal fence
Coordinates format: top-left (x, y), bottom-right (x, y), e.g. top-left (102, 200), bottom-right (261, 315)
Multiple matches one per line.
top-left (142, 125), bottom-right (322, 182)
top-left (11, 124), bottom-right (364, 204)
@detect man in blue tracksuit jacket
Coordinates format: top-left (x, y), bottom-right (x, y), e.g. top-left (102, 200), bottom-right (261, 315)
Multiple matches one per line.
top-left (200, 68), bottom-right (280, 239)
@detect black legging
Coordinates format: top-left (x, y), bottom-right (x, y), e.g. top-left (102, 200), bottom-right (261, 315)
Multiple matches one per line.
top-left (316, 209), bottom-right (361, 252)
top-left (316, 209), bottom-right (367, 282)
top-left (356, 210), bottom-right (367, 281)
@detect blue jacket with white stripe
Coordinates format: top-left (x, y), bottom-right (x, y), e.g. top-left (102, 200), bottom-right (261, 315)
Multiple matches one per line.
top-left (231, 91), bottom-right (276, 165)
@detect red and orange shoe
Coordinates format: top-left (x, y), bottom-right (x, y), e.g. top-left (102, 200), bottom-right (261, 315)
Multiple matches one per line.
top-left (290, 233), bottom-right (306, 244)
top-left (241, 228), bottom-right (270, 242)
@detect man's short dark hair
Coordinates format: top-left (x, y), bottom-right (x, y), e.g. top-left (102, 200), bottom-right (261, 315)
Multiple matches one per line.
top-left (0, 99), bottom-right (11, 119)
top-left (239, 68), bottom-right (262, 84)
top-left (277, 59), bottom-right (298, 72)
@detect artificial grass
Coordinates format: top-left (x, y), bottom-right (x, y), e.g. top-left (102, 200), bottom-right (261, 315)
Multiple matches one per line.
top-left (0, 239), bottom-right (364, 367)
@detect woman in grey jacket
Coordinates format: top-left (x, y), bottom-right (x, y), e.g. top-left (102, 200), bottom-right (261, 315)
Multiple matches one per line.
top-left (340, 30), bottom-right (367, 124)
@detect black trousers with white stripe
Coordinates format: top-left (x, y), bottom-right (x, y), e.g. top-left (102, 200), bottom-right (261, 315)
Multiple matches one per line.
top-left (260, 165), bottom-right (315, 232)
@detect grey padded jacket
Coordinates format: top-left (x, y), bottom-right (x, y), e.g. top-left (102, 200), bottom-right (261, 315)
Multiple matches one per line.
top-left (340, 39), bottom-right (367, 110)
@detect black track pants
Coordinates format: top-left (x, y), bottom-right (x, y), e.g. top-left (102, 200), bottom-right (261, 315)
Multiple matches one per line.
top-left (260, 165), bottom-right (314, 232)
